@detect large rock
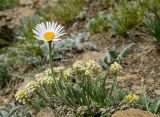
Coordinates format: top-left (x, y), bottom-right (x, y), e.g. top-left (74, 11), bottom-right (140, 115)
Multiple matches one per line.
top-left (112, 108), bottom-right (158, 117)
top-left (0, 10), bottom-right (14, 46)
top-left (0, 6), bottom-right (35, 47)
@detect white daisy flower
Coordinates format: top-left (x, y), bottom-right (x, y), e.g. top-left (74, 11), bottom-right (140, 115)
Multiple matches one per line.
top-left (33, 22), bottom-right (65, 42)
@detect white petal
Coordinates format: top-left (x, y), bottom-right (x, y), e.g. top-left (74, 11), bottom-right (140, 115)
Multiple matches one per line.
top-left (51, 22), bottom-right (55, 30)
top-left (48, 22), bottom-right (52, 31)
top-left (54, 25), bottom-right (62, 34)
top-left (34, 36), bottom-right (42, 40)
top-left (33, 29), bottom-right (39, 36)
top-left (53, 38), bottom-right (61, 42)
top-left (52, 22), bottom-right (58, 31)
top-left (55, 33), bottom-right (66, 38)
top-left (55, 26), bottom-right (64, 35)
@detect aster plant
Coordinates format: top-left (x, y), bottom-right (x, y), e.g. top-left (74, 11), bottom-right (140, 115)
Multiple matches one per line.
top-left (15, 21), bottom-right (144, 116)
top-left (33, 22), bottom-right (65, 84)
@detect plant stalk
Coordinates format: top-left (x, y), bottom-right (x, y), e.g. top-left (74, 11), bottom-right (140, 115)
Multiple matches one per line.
top-left (48, 41), bottom-right (57, 85)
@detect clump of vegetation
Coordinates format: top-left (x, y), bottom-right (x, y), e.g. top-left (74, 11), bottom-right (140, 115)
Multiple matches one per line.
top-left (0, 103), bottom-right (32, 117)
top-left (88, 12), bottom-right (108, 34)
top-left (147, 13), bottom-right (160, 43)
top-left (38, 0), bottom-right (85, 23)
top-left (110, 1), bottom-right (146, 36)
top-left (99, 43), bottom-right (134, 69)
top-left (0, 63), bottom-right (11, 89)
top-left (146, 2), bottom-right (160, 43)
top-left (15, 60), bottom-right (126, 116)
top-left (131, 92), bottom-right (160, 115)
top-left (0, 0), bottom-right (19, 10)
top-left (140, 94), bottom-right (160, 115)
top-left (1, 0), bottom-right (160, 115)
top-left (16, 16), bottom-right (44, 57)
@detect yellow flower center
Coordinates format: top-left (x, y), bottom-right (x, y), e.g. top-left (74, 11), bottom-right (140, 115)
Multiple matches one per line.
top-left (44, 32), bottom-right (55, 41)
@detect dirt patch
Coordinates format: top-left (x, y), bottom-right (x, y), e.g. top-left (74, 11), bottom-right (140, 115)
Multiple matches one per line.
top-left (112, 108), bottom-right (158, 117)
top-left (79, 51), bottom-right (104, 62)
top-left (36, 107), bottom-right (59, 117)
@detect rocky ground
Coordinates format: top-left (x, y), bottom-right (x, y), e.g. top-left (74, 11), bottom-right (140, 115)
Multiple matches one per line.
top-left (36, 108), bottom-right (159, 117)
top-left (0, 0), bottom-right (160, 116)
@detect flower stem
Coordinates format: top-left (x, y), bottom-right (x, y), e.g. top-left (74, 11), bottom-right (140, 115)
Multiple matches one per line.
top-left (109, 78), bottom-right (116, 99)
top-left (27, 100), bottom-right (40, 110)
top-left (48, 41), bottom-right (57, 85)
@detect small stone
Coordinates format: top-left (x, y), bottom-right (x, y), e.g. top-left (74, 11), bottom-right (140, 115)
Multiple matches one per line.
top-left (131, 85), bottom-right (142, 94)
top-left (36, 107), bottom-right (59, 117)
top-left (99, 108), bottom-right (107, 114)
top-left (154, 90), bottom-right (160, 96)
top-left (20, 0), bottom-right (33, 6)
top-left (147, 78), bottom-right (154, 84)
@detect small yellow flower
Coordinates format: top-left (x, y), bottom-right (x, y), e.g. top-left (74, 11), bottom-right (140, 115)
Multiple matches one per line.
top-left (15, 90), bottom-right (29, 104)
top-left (25, 81), bottom-right (39, 93)
top-left (124, 94), bottom-right (139, 103)
top-left (110, 62), bottom-right (122, 73)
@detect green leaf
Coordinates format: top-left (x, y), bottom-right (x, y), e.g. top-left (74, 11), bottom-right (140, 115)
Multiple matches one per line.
top-left (117, 43), bottom-right (135, 61)
top-left (154, 99), bottom-right (160, 114)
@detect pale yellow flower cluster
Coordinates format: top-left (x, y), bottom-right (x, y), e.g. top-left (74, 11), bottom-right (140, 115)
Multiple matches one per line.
top-left (63, 68), bottom-right (73, 81)
top-left (25, 81), bottom-right (39, 93)
top-left (35, 69), bottom-right (54, 85)
top-left (72, 60), bottom-right (103, 78)
top-left (36, 76), bottom-right (54, 85)
top-left (15, 60), bottom-right (103, 104)
top-left (53, 66), bottom-right (65, 73)
top-left (85, 60), bottom-right (103, 77)
top-left (35, 73), bottom-right (46, 79)
top-left (44, 67), bottom-right (70, 81)
top-left (124, 94), bottom-right (139, 103)
top-left (15, 90), bottom-right (29, 104)
top-left (36, 77), bottom-right (47, 85)
top-left (44, 69), bottom-right (51, 76)
top-left (16, 69), bottom-right (55, 104)
top-left (73, 60), bottom-right (85, 72)
top-left (46, 76), bottom-right (54, 84)
top-left (110, 62), bottom-right (122, 73)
